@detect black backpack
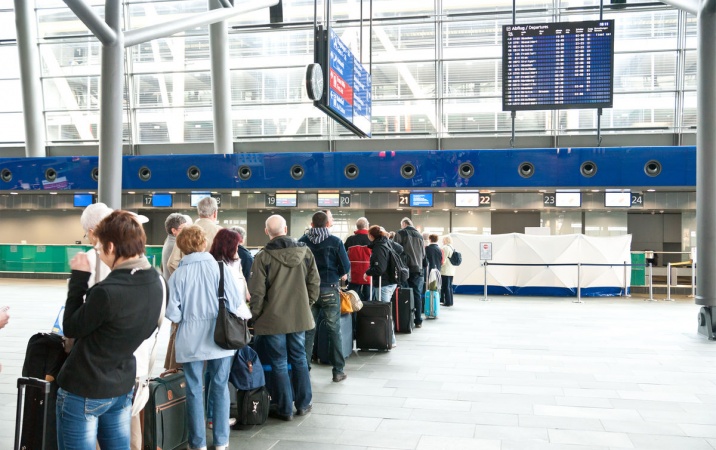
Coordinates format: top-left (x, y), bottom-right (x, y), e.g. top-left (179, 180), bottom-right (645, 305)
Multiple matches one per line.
top-left (448, 247), bottom-right (462, 266)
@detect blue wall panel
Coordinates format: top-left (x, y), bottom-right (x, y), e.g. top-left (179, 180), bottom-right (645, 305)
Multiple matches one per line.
top-left (0, 146), bottom-right (696, 191)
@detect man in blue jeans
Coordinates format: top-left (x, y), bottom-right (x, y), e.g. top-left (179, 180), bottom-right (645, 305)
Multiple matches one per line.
top-left (300, 210), bottom-right (351, 382)
top-left (249, 215), bottom-right (320, 421)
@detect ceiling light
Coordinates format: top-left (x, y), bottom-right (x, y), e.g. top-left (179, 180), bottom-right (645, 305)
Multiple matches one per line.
top-left (647, 189), bottom-right (655, 192)
top-left (49, 192), bottom-right (57, 195)
top-left (231, 191), bottom-right (240, 197)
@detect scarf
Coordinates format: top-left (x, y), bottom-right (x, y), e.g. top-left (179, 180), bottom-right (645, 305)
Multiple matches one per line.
top-left (306, 227), bottom-right (331, 244)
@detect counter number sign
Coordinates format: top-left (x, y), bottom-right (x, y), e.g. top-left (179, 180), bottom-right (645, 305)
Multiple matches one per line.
top-left (631, 192), bottom-right (643, 207)
top-left (266, 194), bottom-right (276, 207)
top-left (543, 193), bottom-right (556, 206)
top-left (398, 194), bottom-right (409, 207)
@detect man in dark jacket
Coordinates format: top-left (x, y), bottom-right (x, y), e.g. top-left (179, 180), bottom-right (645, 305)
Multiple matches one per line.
top-left (394, 217), bottom-right (426, 328)
top-left (249, 215), bottom-right (320, 421)
top-left (299, 211), bottom-right (351, 382)
top-left (345, 217), bottom-right (372, 301)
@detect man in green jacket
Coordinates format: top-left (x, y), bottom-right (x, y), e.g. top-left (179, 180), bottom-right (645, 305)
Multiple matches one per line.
top-left (248, 215), bottom-right (320, 421)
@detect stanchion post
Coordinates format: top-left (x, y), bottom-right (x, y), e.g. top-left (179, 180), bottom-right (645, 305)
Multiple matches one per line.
top-left (622, 261), bottom-right (628, 297)
top-left (482, 261), bottom-right (489, 302)
top-left (573, 262), bottom-right (583, 303)
top-left (647, 262), bottom-right (656, 302)
top-left (664, 262), bottom-right (673, 301)
top-left (691, 260), bottom-right (696, 298)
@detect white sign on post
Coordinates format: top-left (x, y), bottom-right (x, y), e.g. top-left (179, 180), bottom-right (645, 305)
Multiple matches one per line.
top-left (480, 242), bottom-right (492, 261)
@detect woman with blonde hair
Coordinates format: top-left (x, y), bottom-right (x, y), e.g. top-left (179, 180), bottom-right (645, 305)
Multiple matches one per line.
top-left (440, 235), bottom-right (456, 307)
top-left (167, 225), bottom-right (248, 450)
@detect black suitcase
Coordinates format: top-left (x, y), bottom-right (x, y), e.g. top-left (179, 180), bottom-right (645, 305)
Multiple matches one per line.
top-left (355, 301), bottom-right (392, 352)
top-left (20, 332), bottom-right (66, 450)
top-left (316, 311), bottom-right (353, 364)
top-left (143, 369), bottom-right (189, 450)
top-left (15, 377), bottom-right (52, 450)
top-left (392, 287), bottom-right (414, 334)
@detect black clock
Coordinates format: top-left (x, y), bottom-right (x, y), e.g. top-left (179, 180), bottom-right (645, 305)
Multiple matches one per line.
top-left (306, 63), bottom-right (324, 101)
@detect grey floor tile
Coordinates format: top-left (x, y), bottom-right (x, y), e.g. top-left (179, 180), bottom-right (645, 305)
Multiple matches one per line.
top-left (2, 282), bottom-right (714, 450)
top-left (548, 429), bottom-right (634, 448)
top-left (518, 414), bottom-right (605, 431)
top-left (415, 435), bottom-right (501, 450)
top-left (627, 434), bottom-right (713, 450)
top-left (601, 419), bottom-right (686, 436)
top-left (473, 424), bottom-right (549, 442)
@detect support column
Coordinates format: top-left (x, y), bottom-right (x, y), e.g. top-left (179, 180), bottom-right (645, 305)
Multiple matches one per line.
top-left (209, 0), bottom-right (233, 154)
top-left (14, 0), bottom-right (46, 158)
top-left (98, 0), bottom-right (125, 209)
top-left (696, 2), bottom-right (716, 308)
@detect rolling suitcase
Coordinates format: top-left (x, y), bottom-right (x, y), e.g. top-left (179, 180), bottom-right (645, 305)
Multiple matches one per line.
top-left (20, 332), bottom-right (66, 450)
top-left (424, 268), bottom-right (441, 319)
top-left (356, 301), bottom-right (392, 351)
top-left (315, 310), bottom-right (353, 364)
top-left (15, 377), bottom-right (52, 450)
top-left (392, 287), bottom-right (414, 333)
top-left (424, 290), bottom-right (440, 319)
top-left (143, 369), bottom-right (189, 450)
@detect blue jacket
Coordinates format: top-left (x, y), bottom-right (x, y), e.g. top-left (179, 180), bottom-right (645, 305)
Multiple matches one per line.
top-left (298, 231), bottom-right (350, 287)
top-left (167, 252), bottom-right (241, 363)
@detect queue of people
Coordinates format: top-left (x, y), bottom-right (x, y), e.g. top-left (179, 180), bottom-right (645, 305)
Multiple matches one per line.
top-left (51, 202), bottom-right (460, 449)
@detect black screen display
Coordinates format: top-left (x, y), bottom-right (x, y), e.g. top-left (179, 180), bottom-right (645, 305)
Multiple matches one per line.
top-left (503, 20), bottom-right (614, 111)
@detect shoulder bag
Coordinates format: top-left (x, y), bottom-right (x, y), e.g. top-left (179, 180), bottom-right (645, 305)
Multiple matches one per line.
top-left (214, 261), bottom-right (251, 350)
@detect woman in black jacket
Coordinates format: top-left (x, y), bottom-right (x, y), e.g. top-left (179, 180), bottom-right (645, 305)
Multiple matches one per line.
top-left (364, 226), bottom-right (403, 347)
top-left (57, 211), bottom-right (164, 450)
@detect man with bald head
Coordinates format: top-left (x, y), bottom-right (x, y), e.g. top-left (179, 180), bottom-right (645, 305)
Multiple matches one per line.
top-left (248, 215), bottom-right (320, 421)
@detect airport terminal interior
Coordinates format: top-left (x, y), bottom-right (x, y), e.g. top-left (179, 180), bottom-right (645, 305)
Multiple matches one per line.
top-left (2, 0), bottom-right (716, 449)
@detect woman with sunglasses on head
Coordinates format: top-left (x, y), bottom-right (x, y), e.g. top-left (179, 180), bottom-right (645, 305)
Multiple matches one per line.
top-left (57, 210), bottom-right (164, 450)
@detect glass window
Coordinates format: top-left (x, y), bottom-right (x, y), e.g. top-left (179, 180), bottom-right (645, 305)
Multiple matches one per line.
top-left (371, 62), bottom-right (435, 101)
top-left (39, 41), bottom-right (102, 77)
top-left (0, 112), bottom-right (25, 143)
top-left (443, 59), bottom-right (501, 98)
top-left (0, 10), bottom-right (17, 40)
top-left (369, 23), bottom-right (435, 63)
top-left (606, 9), bottom-right (679, 51)
top-left (0, 79), bottom-right (23, 112)
top-left (234, 103), bottom-right (325, 138)
top-left (443, 0), bottom-right (550, 14)
top-left (443, 98), bottom-right (547, 134)
top-left (231, 67), bottom-right (306, 104)
top-left (684, 50), bottom-right (696, 90)
top-left (614, 52), bottom-right (677, 92)
top-left (0, 46), bottom-right (21, 79)
top-left (371, 99), bottom-right (437, 134)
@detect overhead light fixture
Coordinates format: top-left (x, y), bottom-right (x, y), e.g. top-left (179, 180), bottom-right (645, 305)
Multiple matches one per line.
top-left (10, 192), bottom-right (18, 195)
top-left (647, 189), bottom-right (655, 192)
top-left (231, 191), bottom-right (240, 197)
top-left (128, 191), bottom-right (135, 194)
top-left (49, 192), bottom-right (57, 195)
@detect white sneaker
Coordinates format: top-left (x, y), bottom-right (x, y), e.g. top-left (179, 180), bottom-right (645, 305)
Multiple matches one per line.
top-left (216, 446), bottom-right (228, 450)
top-left (229, 418), bottom-right (237, 427)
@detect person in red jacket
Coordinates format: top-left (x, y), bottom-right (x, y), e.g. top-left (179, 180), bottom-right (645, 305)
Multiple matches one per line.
top-left (345, 217), bottom-right (372, 301)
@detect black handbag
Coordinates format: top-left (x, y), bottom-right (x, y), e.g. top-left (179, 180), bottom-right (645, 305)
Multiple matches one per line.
top-left (214, 261), bottom-right (251, 350)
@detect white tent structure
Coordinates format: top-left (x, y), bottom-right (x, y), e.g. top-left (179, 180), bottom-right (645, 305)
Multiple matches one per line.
top-left (450, 233), bottom-right (632, 297)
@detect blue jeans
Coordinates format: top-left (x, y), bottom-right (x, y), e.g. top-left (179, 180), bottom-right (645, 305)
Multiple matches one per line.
top-left (373, 283), bottom-right (397, 345)
top-left (183, 357), bottom-right (232, 449)
top-left (407, 271), bottom-right (424, 325)
top-left (56, 387), bottom-right (133, 450)
top-left (257, 333), bottom-right (312, 417)
top-left (305, 286), bottom-right (345, 375)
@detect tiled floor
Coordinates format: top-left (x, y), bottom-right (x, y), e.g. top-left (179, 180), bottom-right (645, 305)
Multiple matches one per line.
top-left (2, 278), bottom-right (716, 449)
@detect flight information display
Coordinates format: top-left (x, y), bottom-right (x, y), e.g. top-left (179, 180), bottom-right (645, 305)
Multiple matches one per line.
top-left (502, 20), bottom-right (614, 111)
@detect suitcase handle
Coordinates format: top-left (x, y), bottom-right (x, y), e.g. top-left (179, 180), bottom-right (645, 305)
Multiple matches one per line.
top-left (17, 377), bottom-right (51, 392)
top-left (159, 368), bottom-right (181, 378)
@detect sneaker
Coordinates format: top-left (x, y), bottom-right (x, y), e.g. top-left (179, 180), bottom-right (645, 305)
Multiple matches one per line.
top-left (229, 418), bottom-right (237, 427)
top-left (296, 404), bottom-right (313, 416)
top-left (207, 421), bottom-right (213, 429)
top-left (415, 323), bottom-right (422, 328)
top-left (332, 372), bottom-right (347, 383)
top-left (216, 446), bottom-right (228, 450)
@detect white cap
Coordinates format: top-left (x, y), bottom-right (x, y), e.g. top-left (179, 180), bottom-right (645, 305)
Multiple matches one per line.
top-left (129, 212), bottom-right (149, 224)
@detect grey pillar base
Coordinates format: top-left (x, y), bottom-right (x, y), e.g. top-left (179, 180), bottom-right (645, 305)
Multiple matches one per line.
top-left (697, 307), bottom-right (716, 340)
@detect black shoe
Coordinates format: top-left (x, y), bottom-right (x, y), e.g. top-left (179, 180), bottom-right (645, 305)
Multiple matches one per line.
top-left (415, 323), bottom-right (422, 328)
top-left (296, 404), bottom-right (313, 416)
top-left (268, 410), bottom-right (293, 421)
top-left (332, 372), bottom-right (347, 383)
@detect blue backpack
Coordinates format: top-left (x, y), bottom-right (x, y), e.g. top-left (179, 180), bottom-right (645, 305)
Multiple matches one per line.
top-left (229, 346), bottom-right (265, 391)
top-left (448, 246), bottom-right (462, 266)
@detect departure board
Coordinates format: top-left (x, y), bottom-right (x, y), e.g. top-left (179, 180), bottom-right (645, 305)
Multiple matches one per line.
top-left (502, 20), bottom-right (614, 111)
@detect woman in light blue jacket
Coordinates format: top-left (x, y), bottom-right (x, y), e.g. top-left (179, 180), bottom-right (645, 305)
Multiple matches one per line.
top-left (166, 225), bottom-right (248, 450)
